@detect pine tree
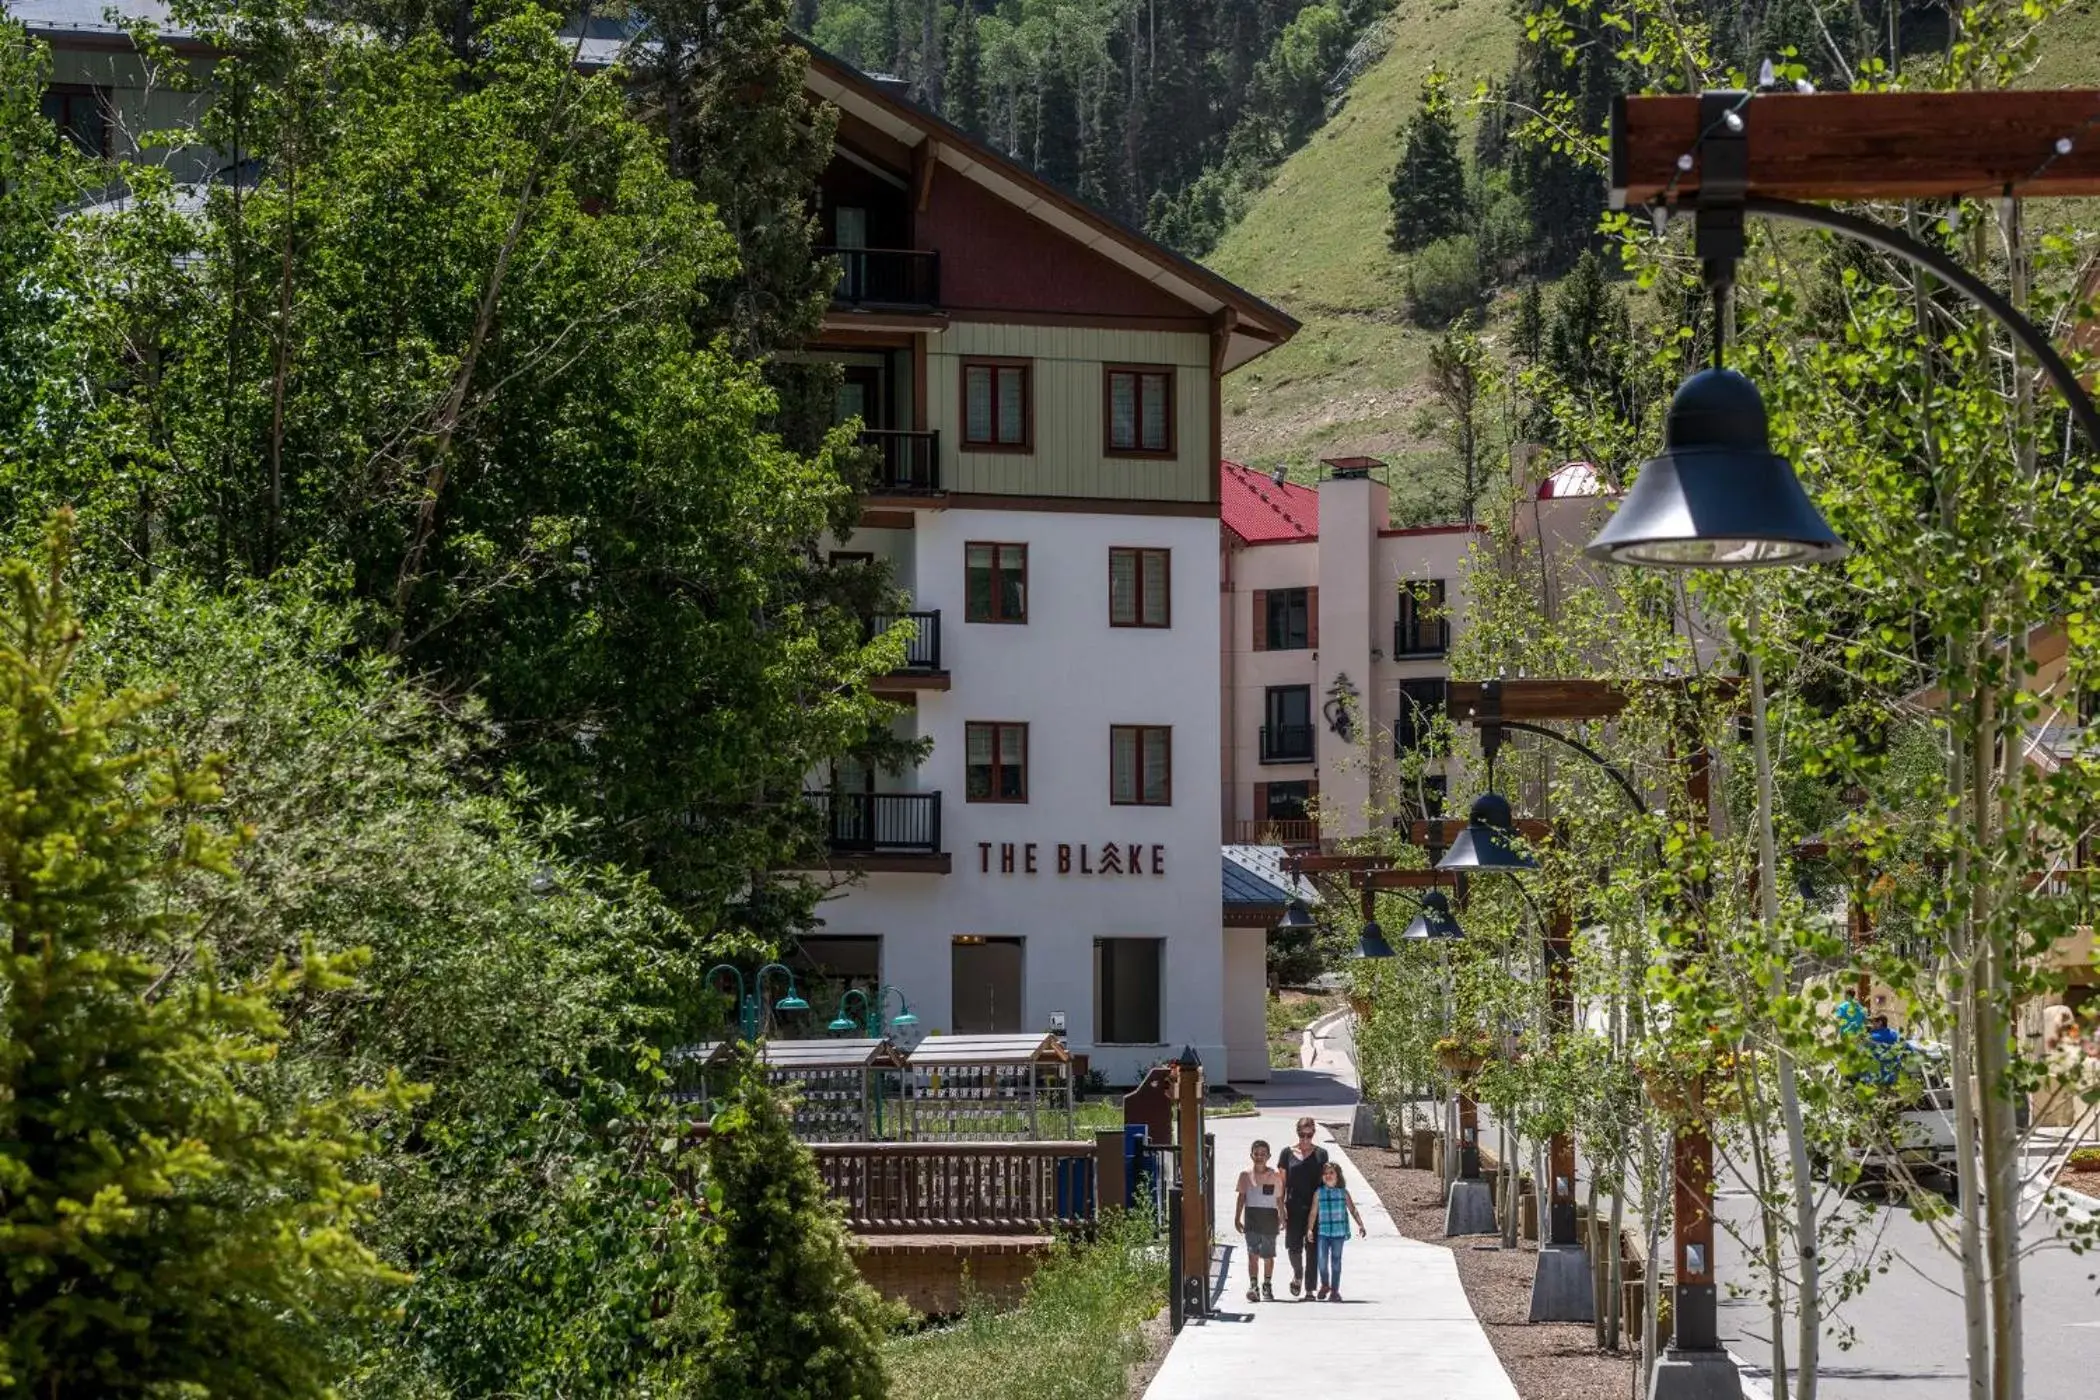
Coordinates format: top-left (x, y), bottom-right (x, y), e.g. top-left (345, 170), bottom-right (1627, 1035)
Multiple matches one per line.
top-left (1514, 279), bottom-right (1545, 364)
top-left (876, 0), bottom-right (904, 72)
top-left (944, 4), bottom-right (985, 135)
top-left (703, 1048), bottom-right (894, 1398)
top-left (1034, 54), bottom-right (1080, 191)
top-left (1388, 67), bottom-right (1467, 252)
top-left (625, 0), bottom-right (837, 362)
top-left (0, 518), bottom-right (410, 1396)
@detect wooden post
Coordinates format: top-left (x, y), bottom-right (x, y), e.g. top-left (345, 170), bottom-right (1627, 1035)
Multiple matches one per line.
top-left (1670, 740), bottom-right (1720, 1354)
top-left (1173, 1049), bottom-right (1208, 1316)
top-left (1546, 903), bottom-right (1579, 1245)
top-left (1095, 1127), bottom-right (1127, 1219)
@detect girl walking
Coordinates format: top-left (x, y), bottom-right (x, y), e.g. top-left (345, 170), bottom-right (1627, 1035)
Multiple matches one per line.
top-left (1312, 1161), bottom-right (1366, 1301)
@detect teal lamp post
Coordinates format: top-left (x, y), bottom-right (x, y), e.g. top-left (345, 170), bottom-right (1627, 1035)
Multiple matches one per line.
top-left (828, 985), bottom-right (919, 1039)
top-left (706, 962), bottom-right (810, 1040)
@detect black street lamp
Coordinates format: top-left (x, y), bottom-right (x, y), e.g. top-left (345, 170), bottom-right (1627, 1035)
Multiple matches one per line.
top-left (1401, 889), bottom-right (1466, 941)
top-left (1435, 791), bottom-right (1538, 875)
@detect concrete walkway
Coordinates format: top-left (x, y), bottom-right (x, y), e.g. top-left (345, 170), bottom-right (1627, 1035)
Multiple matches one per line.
top-left (1142, 1038), bottom-right (1520, 1400)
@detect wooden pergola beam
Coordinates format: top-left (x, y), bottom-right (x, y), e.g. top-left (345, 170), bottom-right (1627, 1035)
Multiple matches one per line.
top-left (1612, 90), bottom-right (2100, 207)
top-left (1410, 818), bottom-right (1553, 847)
top-left (1353, 869), bottom-right (1459, 891)
top-left (1446, 677), bottom-right (1741, 725)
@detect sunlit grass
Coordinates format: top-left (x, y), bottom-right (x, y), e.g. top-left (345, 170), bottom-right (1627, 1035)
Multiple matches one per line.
top-left (882, 1210), bottom-right (1166, 1400)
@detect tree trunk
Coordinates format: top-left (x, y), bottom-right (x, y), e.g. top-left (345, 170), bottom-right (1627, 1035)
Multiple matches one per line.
top-left (1751, 599), bottom-right (1820, 1399)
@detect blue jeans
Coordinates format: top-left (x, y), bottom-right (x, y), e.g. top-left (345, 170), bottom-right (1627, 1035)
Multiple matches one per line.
top-left (1315, 1233), bottom-right (1346, 1291)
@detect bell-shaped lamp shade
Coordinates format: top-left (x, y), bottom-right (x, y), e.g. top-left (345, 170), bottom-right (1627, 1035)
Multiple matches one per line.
top-left (775, 989), bottom-right (810, 1013)
top-left (1401, 889), bottom-right (1466, 941)
top-left (891, 1009), bottom-right (919, 1029)
top-left (827, 1014), bottom-right (857, 1033)
top-left (1281, 898), bottom-right (1316, 929)
top-left (1585, 368), bottom-right (1847, 569)
top-left (1358, 918), bottom-right (1395, 959)
top-left (1436, 792), bottom-right (1538, 874)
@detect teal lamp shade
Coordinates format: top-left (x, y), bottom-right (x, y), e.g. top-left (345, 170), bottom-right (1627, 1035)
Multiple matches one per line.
top-left (891, 1009), bottom-right (919, 1028)
top-left (828, 1014), bottom-right (856, 1032)
top-left (775, 990), bottom-right (809, 1013)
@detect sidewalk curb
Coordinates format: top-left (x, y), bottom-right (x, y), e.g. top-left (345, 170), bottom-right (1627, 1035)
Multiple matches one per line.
top-left (1300, 1005), bottom-right (1356, 1070)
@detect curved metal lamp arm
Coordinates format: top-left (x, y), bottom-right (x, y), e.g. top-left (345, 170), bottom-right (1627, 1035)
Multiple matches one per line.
top-left (1737, 197), bottom-right (2100, 454)
top-left (1494, 718), bottom-right (1651, 822)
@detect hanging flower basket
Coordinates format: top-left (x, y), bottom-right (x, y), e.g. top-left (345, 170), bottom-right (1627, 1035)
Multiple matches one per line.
top-left (1434, 1035), bottom-right (1491, 1079)
top-left (1636, 1063), bottom-right (1706, 1121)
top-left (1348, 993), bottom-right (1374, 1019)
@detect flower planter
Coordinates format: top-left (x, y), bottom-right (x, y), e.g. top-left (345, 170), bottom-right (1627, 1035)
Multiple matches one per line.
top-left (1437, 1047), bottom-right (1485, 1078)
top-left (1638, 1066), bottom-right (1705, 1120)
top-left (1348, 994), bottom-right (1373, 1019)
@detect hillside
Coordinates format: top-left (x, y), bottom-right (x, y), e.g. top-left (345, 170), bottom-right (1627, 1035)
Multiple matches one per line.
top-left (1210, 0), bottom-right (1516, 507)
top-left (1211, 0), bottom-right (2100, 510)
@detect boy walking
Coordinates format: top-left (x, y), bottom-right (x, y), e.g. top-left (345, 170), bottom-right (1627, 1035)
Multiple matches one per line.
top-left (1233, 1140), bottom-right (1284, 1302)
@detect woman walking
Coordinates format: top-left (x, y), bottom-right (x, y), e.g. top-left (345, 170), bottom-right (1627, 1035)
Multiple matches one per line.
top-left (1276, 1117), bottom-right (1328, 1297)
top-left (1312, 1161), bottom-right (1366, 1301)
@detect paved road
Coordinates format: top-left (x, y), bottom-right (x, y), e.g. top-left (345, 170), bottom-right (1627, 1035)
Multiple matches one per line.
top-left (1343, 1011), bottom-right (2100, 1397)
top-left (1714, 1163), bottom-right (2100, 1399)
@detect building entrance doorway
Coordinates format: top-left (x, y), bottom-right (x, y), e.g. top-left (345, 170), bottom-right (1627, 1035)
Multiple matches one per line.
top-left (951, 936), bottom-right (1024, 1033)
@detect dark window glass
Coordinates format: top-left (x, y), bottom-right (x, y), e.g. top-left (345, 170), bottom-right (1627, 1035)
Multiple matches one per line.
top-left (1265, 588), bottom-right (1310, 650)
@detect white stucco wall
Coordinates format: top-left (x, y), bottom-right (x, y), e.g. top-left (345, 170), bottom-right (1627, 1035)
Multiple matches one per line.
top-left (813, 505), bottom-right (1228, 1084)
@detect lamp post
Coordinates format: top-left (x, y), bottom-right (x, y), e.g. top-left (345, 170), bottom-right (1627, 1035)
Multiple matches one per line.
top-left (828, 985), bottom-right (921, 1040)
top-left (1587, 86), bottom-right (2100, 1400)
top-left (705, 962), bottom-right (810, 1041)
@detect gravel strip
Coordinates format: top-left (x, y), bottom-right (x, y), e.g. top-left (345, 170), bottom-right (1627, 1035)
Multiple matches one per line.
top-left (1124, 1308), bottom-right (1173, 1398)
top-left (1351, 1146), bottom-right (1640, 1400)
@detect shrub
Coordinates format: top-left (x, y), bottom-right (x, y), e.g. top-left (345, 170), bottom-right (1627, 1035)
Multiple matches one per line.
top-left (0, 522), bottom-right (411, 1397)
top-left (2066, 1147), bottom-right (2100, 1172)
top-left (1406, 234), bottom-right (1484, 327)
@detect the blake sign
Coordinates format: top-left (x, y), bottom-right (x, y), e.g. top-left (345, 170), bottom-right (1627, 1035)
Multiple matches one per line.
top-left (977, 842), bottom-right (1166, 877)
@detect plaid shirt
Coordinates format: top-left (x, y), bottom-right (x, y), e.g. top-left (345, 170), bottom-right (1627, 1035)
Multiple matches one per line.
top-left (1315, 1185), bottom-right (1351, 1237)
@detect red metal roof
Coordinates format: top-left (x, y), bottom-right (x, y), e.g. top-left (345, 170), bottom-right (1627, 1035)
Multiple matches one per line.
top-left (1220, 461), bottom-right (1319, 544)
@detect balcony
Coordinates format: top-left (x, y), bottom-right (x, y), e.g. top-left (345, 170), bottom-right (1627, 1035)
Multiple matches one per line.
top-left (822, 247), bottom-right (941, 311)
top-left (1235, 818), bottom-right (1319, 847)
top-left (867, 610), bottom-right (948, 692)
top-left (1259, 724), bottom-right (1315, 765)
top-left (805, 790), bottom-right (949, 873)
top-left (860, 429), bottom-right (941, 495)
top-left (1393, 616), bottom-right (1450, 659)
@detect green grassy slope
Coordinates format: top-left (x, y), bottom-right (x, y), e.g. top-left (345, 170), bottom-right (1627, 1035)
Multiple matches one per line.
top-left (1209, 0), bottom-right (1518, 497)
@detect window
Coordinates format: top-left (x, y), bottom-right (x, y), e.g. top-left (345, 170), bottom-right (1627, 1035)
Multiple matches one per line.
top-left (1396, 679), bottom-right (1449, 754)
top-left (1109, 547), bottom-right (1170, 628)
top-left (1256, 587), bottom-right (1313, 651)
top-left (954, 936), bottom-right (1025, 1034)
top-left (1095, 938), bottom-right (1163, 1045)
top-left (40, 86), bottom-right (108, 158)
top-left (1395, 579), bottom-right (1449, 657)
top-left (965, 542), bottom-right (1027, 623)
top-left (1111, 725), bottom-right (1172, 805)
top-left (1264, 780), bottom-right (1312, 821)
top-left (1261, 686), bottom-right (1314, 764)
top-left (966, 721), bottom-right (1028, 802)
top-left (1105, 366), bottom-right (1175, 456)
top-left (963, 359), bottom-right (1031, 449)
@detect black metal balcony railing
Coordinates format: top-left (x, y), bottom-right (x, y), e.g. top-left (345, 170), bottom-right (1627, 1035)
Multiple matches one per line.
top-left (859, 429), bottom-right (941, 494)
top-left (868, 610), bottom-right (942, 672)
top-left (1259, 724), bottom-right (1315, 764)
top-left (822, 247), bottom-right (941, 310)
top-left (807, 790), bottom-right (943, 855)
top-left (1393, 616), bottom-right (1450, 658)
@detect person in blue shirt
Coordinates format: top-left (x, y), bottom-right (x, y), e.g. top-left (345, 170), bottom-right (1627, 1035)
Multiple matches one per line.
top-left (1867, 1015), bottom-right (1902, 1085)
top-left (1311, 1161), bottom-right (1366, 1302)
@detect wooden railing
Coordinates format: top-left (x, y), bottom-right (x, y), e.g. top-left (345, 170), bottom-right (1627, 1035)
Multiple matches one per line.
top-left (1234, 818), bottom-right (1318, 846)
top-left (812, 1141), bottom-right (1100, 1234)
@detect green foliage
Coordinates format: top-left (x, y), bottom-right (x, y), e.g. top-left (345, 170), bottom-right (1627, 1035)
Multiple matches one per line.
top-left (703, 1049), bottom-right (895, 1398)
top-left (1405, 233), bottom-right (1483, 326)
top-left (0, 522), bottom-right (413, 1397)
top-left (881, 1206), bottom-right (1165, 1400)
top-left (1387, 66), bottom-right (1466, 252)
